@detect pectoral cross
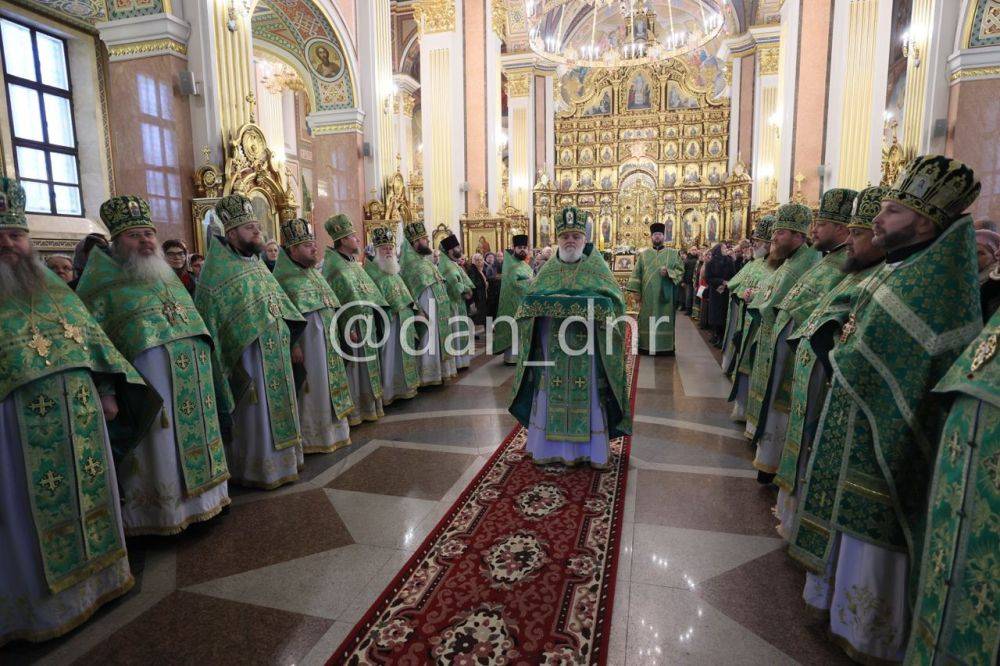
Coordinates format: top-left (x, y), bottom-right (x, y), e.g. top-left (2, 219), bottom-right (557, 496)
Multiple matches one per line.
top-left (28, 394), bottom-right (55, 417)
top-left (84, 456), bottom-right (103, 479)
top-left (39, 470), bottom-right (64, 493)
top-left (60, 318), bottom-right (85, 344)
top-left (840, 314), bottom-right (858, 342)
top-left (28, 328), bottom-right (53, 362)
top-left (162, 300), bottom-right (186, 325)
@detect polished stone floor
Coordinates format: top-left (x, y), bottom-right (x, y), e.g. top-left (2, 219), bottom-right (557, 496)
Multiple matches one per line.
top-left (5, 314), bottom-right (852, 665)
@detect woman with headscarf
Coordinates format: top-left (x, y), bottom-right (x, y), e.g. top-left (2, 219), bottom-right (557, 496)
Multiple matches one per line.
top-left (704, 243), bottom-right (736, 346)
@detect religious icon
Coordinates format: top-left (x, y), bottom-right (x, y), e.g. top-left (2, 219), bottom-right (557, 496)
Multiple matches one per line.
top-left (686, 141), bottom-right (700, 158)
top-left (582, 89), bottom-right (612, 116)
top-left (579, 147), bottom-right (594, 165)
top-left (306, 40), bottom-right (344, 81)
top-left (627, 74), bottom-right (652, 111)
top-left (476, 235), bottom-right (491, 255)
top-left (707, 214), bottom-right (719, 241)
top-left (601, 216), bottom-right (612, 245)
top-left (708, 166), bottom-right (722, 185)
top-left (664, 217), bottom-right (675, 242)
top-left (667, 81), bottom-right (699, 109)
top-left (664, 142), bottom-right (678, 159)
top-left (560, 148), bottom-right (573, 165)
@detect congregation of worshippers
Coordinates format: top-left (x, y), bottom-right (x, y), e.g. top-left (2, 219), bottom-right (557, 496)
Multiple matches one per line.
top-left (2, 152), bottom-right (1000, 664)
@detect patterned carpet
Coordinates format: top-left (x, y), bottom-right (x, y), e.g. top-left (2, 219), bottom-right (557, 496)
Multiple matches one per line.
top-left (330, 348), bottom-right (640, 665)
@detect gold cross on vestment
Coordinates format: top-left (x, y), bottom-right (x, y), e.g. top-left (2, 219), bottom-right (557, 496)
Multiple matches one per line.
top-left (816, 491), bottom-right (831, 508)
top-left (946, 432), bottom-right (963, 465)
top-left (970, 332), bottom-right (997, 374)
top-left (931, 548), bottom-right (947, 577)
top-left (28, 394), bottom-right (56, 417)
top-left (264, 339), bottom-right (277, 352)
top-left (162, 300), bottom-right (186, 325)
top-left (180, 399), bottom-right (196, 416)
top-left (28, 329), bottom-right (53, 361)
top-left (574, 377), bottom-right (587, 389)
top-left (60, 318), bottom-right (85, 344)
top-left (840, 314), bottom-right (858, 343)
top-left (268, 299), bottom-right (281, 317)
top-left (268, 378), bottom-right (282, 391)
top-left (984, 452), bottom-right (1000, 492)
top-left (74, 384), bottom-right (91, 404)
top-left (199, 349), bottom-right (209, 365)
top-left (175, 354), bottom-right (191, 371)
top-left (83, 456), bottom-right (103, 479)
top-left (39, 470), bottom-right (64, 493)
top-left (550, 376), bottom-right (563, 387)
top-left (204, 394), bottom-right (214, 410)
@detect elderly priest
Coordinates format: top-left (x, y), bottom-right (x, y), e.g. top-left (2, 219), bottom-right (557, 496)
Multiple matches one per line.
top-left (0, 178), bottom-right (160, 646)
top-left (508, 207), bottom-right (631, 468)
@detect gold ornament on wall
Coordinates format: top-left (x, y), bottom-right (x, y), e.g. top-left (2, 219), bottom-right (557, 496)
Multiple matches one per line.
top-left (414, 0), bottom-right (456, 35)
top-left (758, 45), bottom-right (780, 75)
top-left (505, 71), bottom-right (532, 97)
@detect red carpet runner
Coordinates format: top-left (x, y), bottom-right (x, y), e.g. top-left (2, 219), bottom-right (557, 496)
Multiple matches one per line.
top-left (330, 348), bottom-right (639, 665)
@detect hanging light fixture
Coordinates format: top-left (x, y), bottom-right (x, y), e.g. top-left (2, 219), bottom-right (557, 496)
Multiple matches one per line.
top-left (524, 0), bottom-right (728, 70)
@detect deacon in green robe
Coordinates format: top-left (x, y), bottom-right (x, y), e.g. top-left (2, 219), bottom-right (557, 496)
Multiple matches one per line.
top-left (321, 214), bottom-right (386, 423)
top-left (399, 221), bottom-right (457, 385)
top-left (626, 222), bottom-right (684, 354)
top-left (751, 190), bottom-right (857, 483)
top-left (742, 204), bottom-right (821, 451)
top-left (905, 310), bottom-right (999, 665)
top-left (195, 194), bottom-right (306, 490)
top-left (439, 233), bottom-right (477, 369)
top-left (492, 233), bottom-right (533, 364)
top-left (789, 156), bottom-right (982, 663)
top-left (0, 178), bottom-right (160, 647)
top-left (509, 207), bottom-right (631, 468)
top-left (722, 224), bottom-right (771, 373)
top-left (77, 196), bottom-right (230, 536)
top-left (364, 226), bottom-right (421, 404)
top-left (774, 187), bottom-right (887, 540)
top-left (273, 218), bottom-right (355, 454)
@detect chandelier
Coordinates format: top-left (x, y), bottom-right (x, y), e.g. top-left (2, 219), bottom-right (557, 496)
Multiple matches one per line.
top-left (525, 0), bottom-right (726, 69)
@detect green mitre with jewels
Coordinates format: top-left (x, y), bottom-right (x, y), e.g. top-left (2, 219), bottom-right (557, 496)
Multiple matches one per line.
top-left (0, 176), bottom-right (29, 230)
top-left (816, 188), bottom-right (857, 225)
top-left (76, 248), bottom-right (209, 360)
top-left (848, 186), bottom-right (890, 229)
top-left (555, 206), bottom-right (587, 236)
top-left (771, 202), bottom-right (813, 235)
top-left (99, 195), bottom-right (155, 239)
top-left (885, 154), bottom-right (980, 228)
top-left (508, 243), bottom-right (631, 440)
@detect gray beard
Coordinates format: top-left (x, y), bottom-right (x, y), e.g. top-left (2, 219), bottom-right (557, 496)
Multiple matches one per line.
top-left (558, 246), bottom-right (583, 263)
top-left (753, 246), bottom-right (768, 259)
top-left (375, 254), bottom-right (400, 275)
top-left (0, 248), bottom-right (46, 300)
top-left (113, 244), bottom-right (176, 283)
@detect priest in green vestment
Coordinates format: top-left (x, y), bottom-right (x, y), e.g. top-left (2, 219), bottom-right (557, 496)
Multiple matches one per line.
top-left (273, 218), bottom-right (355, 454)
top-left (626, 222), bottom-right (684, 354)
top-left (0, 178), bottom-right (160, 647)
top-left (726, 216), bottom-right (779, 422)
top-left (77, 196), bottom-right (230, 536)
top-left (364, 225), bottom-right (421, 404)
top-left (320, 215), bottom-right (385, 422)
top-left (195, 194), bottom-right (306, 489)
top-left (788, 156), bottom-right (982, 663)
top-left (439, 233), bottom-right (476, 369)
top-left (509, 207), bottom-right (631, 467)
top-left (722, 219), bottom-right (772, 373)
top-left (905, 309), bottom-right (999, 665)
top-left (399, 221), bottom-right (457, 385)
top-left (742, 204), bottom-right (821, 447)
top-left (492, 233), bottom-right (533, 365)
top-left (751, 190), bottom-right (856, 483)
top-left (773, 187), bottom-right (887, 539)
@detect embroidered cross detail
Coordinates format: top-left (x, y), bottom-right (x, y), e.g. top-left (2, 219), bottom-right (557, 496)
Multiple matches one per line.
top-left (268, 378), bottom-right (282, 391)
top-left (264, 339), bottom-right (277, 352)
top-left (268, 299), bottom-right (281, 317)
top-left (162, 300), bottom-right (186, 325)
top-left (39, 470), bottom-right (64, 493)
top-left (984, 452), bottom-right (1000, 492)
top-left (83, 456), bottom-right (103, 478)
top-left (28, 330), bottom-right (53, 359)
top-left (28, 394), bottom-right (55, 417)
top-left (175, 354), bottom-right (191, 371)
top-left (816, 491), bottom-right (831, 507)
top-left (179, 400), bottom-right (196, 416)
top-left (198, 350), bottom-right (208, 365)
top-left (204, 395), bottom-right (214, 409)
top-left (970, 332), bottom-right (997, 374)
top-left (550, 376), bottom-right (563, 387)
top-left (946, 432), bottom-right (963, 465)
top-left (74, 385), bottom-right (91, 404)
top-left (931, 548), bottom-right (947, 577)
top-left (574, 377), bottom-right (587, 389)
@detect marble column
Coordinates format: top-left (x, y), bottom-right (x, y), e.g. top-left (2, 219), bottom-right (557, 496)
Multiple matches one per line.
top-left (392, 75), bottom-right (419, 180)
top-left (462, 0), bottom-right (504, 213)
top-left (417, 0), bottom-right (466, 233)
top-left (306, 110), bottom-right (366, 246)
top-left (719, 34), bottom-right (756, 174)
top-left (97, 12), bottom-right (197, 246)
top-left (501, 54), bottom-right (537, 219)
top-left (789, 0), bottom-right (834, 203)
top-left (357, 0), bottom-right (396, 191)
top-left (749, 26), bottom-right (781, 208)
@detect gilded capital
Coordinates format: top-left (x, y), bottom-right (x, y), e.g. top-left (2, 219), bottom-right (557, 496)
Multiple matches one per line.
top-left (505, 71), bottom-right (532, 97)
top-left (491, 0), bottom-right (508, 42)
top-left (414, 0), bottom-right (456, 35)
top-left (758, 45), bottom-right (779, 75)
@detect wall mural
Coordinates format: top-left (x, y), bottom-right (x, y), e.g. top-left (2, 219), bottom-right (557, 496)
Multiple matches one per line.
top-left (537, 59), bottom-right (750, 256)
top-left (252, 0), bottom-right (356, 111)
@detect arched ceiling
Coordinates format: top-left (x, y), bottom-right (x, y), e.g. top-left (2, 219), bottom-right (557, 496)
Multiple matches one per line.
top-left (251, 0), bottom-right (357, 111)
top-left (11, 0), bottom-right (163, 31)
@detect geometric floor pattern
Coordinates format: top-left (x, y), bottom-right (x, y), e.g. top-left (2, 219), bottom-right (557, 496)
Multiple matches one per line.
top-left (4, 315), bottom-right (852, 665)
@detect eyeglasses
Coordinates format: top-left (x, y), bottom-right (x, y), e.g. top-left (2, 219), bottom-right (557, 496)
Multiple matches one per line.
top-left (164, 250), bottom-right (187, 258)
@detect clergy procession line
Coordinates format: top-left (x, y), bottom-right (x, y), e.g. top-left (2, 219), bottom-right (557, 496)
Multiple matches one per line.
top-left (2, 153), bottom-right (999, 666)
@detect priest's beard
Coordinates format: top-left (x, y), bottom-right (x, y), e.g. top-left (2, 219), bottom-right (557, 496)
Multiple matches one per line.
top-left (113, 244), bottom-right (175, 283)
top-left (513, 249), bottom-right (529, 260)
top-left (375, 253), bottom-right (400, 275)
top-left (753, 245), bottom-right (768, 259)
top-left (0, 248), bottom-right (45, 300)
top-left (842, 254), bottom-right (884, 273)
top-left (558, 245), bottom-right (584, 263)
top-left (652, 241), bottom-right (664, 250)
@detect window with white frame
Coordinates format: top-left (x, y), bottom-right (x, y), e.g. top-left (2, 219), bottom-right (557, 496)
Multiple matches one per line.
top-left (1, 17), bottom-right (82, 216)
